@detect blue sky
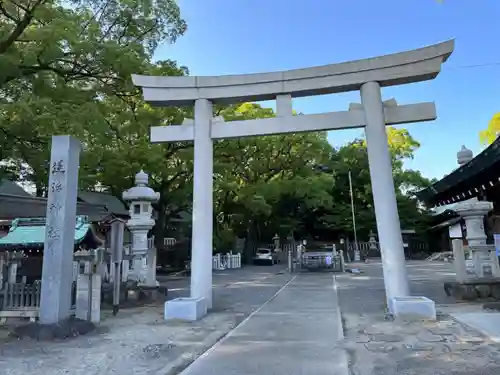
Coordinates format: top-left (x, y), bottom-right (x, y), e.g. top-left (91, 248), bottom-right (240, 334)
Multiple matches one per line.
top-left (154, 0), bottom-right (500, 180)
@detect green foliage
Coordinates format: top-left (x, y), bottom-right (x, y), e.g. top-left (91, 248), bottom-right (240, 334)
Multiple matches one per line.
top-left (307, 130), bottom-right (434, 240)
top-left (480, 113), bottom-right (500, 145)
top-left (213, 103), bottom-right (333, 243)
top-left (0, 0), bottom-right (187, 189)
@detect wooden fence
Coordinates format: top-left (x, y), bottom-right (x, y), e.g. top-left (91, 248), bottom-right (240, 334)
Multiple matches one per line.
top-left (347, 241), bottom-right (380, 260)
top-left (0, 281), bottom-right (77, 322)
top-left (2, 281), bottom-right (41, 310)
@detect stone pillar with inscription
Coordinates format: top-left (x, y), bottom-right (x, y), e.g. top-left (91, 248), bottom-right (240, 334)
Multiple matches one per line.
top-left (123, 170), bottom-right (160, 286)
top-left (39, 136), bottom-right (81, 325)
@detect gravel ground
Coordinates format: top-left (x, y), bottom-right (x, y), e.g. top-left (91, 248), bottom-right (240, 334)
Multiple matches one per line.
top-left (0, 265), bottom-right (292, 375)
top-left (337, 261), bottom-right (500, 375)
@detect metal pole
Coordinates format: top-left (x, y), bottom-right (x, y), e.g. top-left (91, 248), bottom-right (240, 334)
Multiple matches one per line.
top-left (348, 170), bottom-right (360, 261)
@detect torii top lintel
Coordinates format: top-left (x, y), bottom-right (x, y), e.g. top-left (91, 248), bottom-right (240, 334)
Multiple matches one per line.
top-left (132, 40), bottom-right (454, 106)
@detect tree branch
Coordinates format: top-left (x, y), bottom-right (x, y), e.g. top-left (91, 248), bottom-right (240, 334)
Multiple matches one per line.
top-left (0, 3), bottom-right (19, 22)
top-left (0, 0), bottom-right (44, 54)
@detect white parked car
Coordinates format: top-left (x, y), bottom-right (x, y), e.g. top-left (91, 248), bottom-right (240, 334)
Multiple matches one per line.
top-left (253, 248), bottom-right (279, 265)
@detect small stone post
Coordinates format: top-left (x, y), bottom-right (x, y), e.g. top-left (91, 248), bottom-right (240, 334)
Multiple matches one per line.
top-left (451, 239), bottom-right (467, 283)
top-left (123, 170), bottom-right (160, 286)
top-left (368, 231), bottom-right (378, 250)
top-left (75, 273), bottom-right (91, 321)
top-left (273, 234), bottom-right (280, 252)
top-left (90, 273), bottom-right (102, 324)
top-left (353, 242), bottom-right (361, 262)
top-left (288, 249), bottom-right (293, 273)
top-left (297, 243), bottom-right (303, 272)
top-left (339, 251), bottom-right (346, 272)
top-left (110, 220), bottom-right (125, 315)
top-left (340, 237), bottom-right (349, 263)
top-left (74, 249), bottom-right (103, 324)
top-left (75, 251), bottom-right (92, 321)
top-left (0, 255), bottom-right (4, 290)
top-left (122, 246), bottom-right (130, 282)
top-left (8, 258), bottom-right (17, 284)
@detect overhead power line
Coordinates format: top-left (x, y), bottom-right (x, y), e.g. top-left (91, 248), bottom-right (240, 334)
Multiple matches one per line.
top-left (446, 61), bottom-right (500, 71)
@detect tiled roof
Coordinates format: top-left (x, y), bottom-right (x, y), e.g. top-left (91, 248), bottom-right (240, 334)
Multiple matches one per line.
top-left (0, 193), bottom-right (109, 221)
top-left (0, 179), bottom-right (32, 197)
top-left (77, 191), bottom-right (129, 216)
top-left (416, 136), bottom-right (500, 206)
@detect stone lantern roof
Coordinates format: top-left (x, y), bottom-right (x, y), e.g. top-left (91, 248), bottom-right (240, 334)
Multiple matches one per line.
top-left (122, 170), bottom-right (160, 202)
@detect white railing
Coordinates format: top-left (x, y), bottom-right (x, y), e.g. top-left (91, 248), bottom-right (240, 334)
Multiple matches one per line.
top-left (148, 237), bottom-right (155, 249)
top-left (227, 253), bottom-right (241, 269)
top-left (212, 254), bottom-right (223, 270)
top-left (164, 238), bottom-right (176, 247)
top-left (212, 253), bottom-right (242, 270)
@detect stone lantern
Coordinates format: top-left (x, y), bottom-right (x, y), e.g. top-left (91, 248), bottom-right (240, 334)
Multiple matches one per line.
top-left (453, 198), bottom-right (500, 278)
top-left (122, 170), bottom-right (160, 285)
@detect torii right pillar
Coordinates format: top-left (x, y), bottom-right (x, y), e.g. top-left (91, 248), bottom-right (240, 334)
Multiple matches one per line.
top-left (361, 82), bottom-right (410, 303)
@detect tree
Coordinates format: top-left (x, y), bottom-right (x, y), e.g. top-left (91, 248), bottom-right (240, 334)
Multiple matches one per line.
top-left (479, 112), bottom-right (500, 145)
top-left (76, 60), bottom-right (194, 250)
top-left (0, 0), bottom-right (186, 89)
top-left (305, 127), bottom-right (434, 241)
top-left (212, 103), bottom-right (334, 249)
top-left (0, 0), bottom-right (187, 188)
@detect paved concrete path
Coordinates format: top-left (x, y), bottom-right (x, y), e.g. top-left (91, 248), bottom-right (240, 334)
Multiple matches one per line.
top-left (180, 273), bottom-right (348, 375)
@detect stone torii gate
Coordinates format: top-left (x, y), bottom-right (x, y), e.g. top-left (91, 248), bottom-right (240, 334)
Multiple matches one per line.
top-left (132, 40), bottom-right (454, 319)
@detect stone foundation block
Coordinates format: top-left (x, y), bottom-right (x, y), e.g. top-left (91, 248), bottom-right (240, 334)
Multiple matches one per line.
top-left (444, 280), bottom-right (500, 301)
top-left (491, 284), bottom-right (500, 299)
top-left (164, 297), bottom-right (207, 321)
top-left (476, 285), bottom-right (491, 298)
top-left (389, 296), bottom-right (436, 321)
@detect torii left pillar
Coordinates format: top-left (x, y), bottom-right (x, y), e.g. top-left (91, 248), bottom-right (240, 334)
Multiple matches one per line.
top-left (156, 102), bottom-right (222, 320)
top-left (191, 99), bottom-right (214, 309)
